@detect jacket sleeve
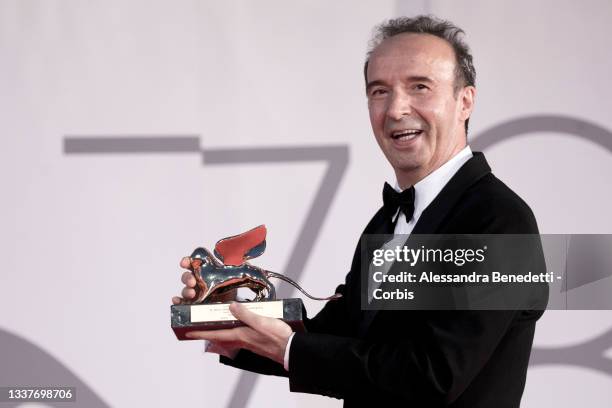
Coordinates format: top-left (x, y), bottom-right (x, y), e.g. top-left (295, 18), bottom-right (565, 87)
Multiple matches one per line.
top-left (287, 308), bottom-right (546, 402)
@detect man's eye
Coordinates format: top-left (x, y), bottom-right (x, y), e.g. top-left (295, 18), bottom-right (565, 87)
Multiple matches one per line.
top-left (371, 89), bottom-right (388, 96)
top-left (415, 84), bottom-right (429, 91)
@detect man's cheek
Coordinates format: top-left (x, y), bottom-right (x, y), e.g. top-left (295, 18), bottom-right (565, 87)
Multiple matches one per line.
top-left (368, 109), bottom-right (383, 127)
top-left (370, 119), bottom-right (385, 137)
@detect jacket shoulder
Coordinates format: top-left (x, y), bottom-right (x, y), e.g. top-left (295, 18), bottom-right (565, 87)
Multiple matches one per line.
top-left (444, 173), bottom-right (540, 234)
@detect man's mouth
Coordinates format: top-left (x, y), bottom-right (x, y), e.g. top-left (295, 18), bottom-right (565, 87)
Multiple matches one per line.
top-left (390, 129), bottom-right (423, 141)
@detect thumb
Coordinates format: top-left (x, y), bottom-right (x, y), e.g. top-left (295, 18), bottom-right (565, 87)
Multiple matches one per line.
top-left (229, 302), bottom-right (263, 328)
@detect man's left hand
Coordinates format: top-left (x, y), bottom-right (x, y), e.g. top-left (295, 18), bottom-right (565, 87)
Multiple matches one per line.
top-left (186, 302), bottom-right (293, 366)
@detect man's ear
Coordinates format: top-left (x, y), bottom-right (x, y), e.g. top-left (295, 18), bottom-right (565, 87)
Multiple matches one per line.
top-left (460, 85), bottom-right (476, 122)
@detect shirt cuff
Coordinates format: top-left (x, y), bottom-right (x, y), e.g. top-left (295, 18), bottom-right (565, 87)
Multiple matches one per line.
top-left (283, 332), bottom-right (296, 371)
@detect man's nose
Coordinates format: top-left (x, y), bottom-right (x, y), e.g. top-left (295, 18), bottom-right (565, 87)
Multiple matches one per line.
top-left (386, 91), bottom-right (412, 121)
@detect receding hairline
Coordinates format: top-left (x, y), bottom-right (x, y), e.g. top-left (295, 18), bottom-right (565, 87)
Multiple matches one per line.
top-left (365, 32), bottom-right (462, 86)
top-left (371, 31), bottom-right (456, 51)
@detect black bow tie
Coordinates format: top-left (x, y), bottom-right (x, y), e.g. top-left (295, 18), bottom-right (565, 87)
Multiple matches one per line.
top-left (382, 182), bottom-right (415, 223)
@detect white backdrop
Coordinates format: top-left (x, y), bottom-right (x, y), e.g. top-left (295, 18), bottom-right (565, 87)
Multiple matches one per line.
top-left (1, 1), bottom-right (612, 407)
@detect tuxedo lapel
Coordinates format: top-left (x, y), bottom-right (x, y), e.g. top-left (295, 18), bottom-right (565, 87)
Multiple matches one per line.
top-left (412, 152), bottom-right (491, 234)
top-left (357, 152), bottom-right (492, 337)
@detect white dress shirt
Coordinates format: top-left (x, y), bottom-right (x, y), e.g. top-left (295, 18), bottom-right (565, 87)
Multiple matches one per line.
top-left (392, 145), bottom-right (473, 234)
top-left (286, 146), bottom-right (473, 371)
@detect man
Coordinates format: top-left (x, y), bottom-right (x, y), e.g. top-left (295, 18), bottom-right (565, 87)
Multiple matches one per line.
top-left (173, 15), bottom-right (546, 407)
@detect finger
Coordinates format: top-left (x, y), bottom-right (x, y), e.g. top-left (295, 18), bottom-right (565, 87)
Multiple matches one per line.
top-left (180, 256), bottom-right (191, 269)
top-left (186, 327), bottom-right (249, 343)
top-left (171, 296), bottom-right (183, 305)
top-left (182, 287), bottom-right (196, 299)
top-left (181, 271), bottom-right (196, 287)
top-left (187, 330), bottom-right (232, 342)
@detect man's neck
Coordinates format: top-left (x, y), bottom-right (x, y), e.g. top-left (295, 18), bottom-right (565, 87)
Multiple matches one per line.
top-left (396, 143), bottom-right (467, 189)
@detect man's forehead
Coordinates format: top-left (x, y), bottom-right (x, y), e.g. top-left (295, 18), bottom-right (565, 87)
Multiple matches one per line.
top-left (372, 32), bottom-right (454, 58)
top-left (368, 32), bottom-right (456, 77)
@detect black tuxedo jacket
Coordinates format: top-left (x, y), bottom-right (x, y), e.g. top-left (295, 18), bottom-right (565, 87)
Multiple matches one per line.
top-left (221, 152), bottom-right (547, 407)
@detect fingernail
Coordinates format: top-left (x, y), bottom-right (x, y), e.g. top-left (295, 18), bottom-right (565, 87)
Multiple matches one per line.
top-left (185, 333), bottom-right (193, 338)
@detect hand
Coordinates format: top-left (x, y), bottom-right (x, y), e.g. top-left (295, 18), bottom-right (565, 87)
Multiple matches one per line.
top-left (185, 302), bottom-right (293, 366)
top-left (171, 257), bottom-right (237, 305)
top-left (171, 257), bottom-right (197, 305)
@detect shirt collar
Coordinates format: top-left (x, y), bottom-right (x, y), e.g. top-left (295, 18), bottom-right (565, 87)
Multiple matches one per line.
top-left (393, 145), bottom-right (473, 222)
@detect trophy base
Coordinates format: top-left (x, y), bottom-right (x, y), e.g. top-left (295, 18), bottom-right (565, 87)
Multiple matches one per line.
top-left (171, 298), bottom-right (305, 340)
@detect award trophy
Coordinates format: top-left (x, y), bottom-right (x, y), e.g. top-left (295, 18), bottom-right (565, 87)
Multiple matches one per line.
top-left (171, 225), bottom-right (341, 340)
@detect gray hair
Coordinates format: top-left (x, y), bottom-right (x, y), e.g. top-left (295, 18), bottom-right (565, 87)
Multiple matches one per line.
top-left (364, 15), bottom-right (476, 133)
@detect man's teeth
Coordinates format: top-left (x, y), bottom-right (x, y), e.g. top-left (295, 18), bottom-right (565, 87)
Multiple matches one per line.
top-left (391, 130), bottom-right (423, 139)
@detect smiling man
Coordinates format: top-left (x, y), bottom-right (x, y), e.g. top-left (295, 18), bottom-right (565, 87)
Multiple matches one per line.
top-left (175, 16), bottom-right (546, 407)
top-left (365, 28), bottom-right (475, 190)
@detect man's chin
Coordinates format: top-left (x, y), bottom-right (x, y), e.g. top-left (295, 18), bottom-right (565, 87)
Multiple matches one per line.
top-left (391, 160), bottom-right (423, 175)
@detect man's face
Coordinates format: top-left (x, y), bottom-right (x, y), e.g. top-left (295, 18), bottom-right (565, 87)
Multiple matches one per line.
top-left (366, 33), bottom-right (475, 187)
